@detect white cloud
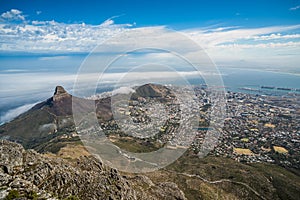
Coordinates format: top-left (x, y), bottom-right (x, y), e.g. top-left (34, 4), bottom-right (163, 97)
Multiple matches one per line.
top-left (31, 20), bottom-right (47, 25)
top-left (39, 123), bottom-right (57, 132)
top-left (182, 25), bottom-right (300, 69)
top-left (38, 56), bottom-right (71, 60)
top-left (0, 102), bottom-right (38, 124)
top-left (184, 25), bottom-right (300, 48)
top-left (1, 9), bottom-right (25, 22)
top-left (0, 9), bottom-right (134, 53)
top-left (289, 5), bottom-right (300, 11)
top-left (252, 33), bottom-right (300, 41)
top-left (100, 19), bottom-right (114, 27)
top-left (112, 86), bottom-right (135, 95)
top-left (1, 9), bottom-right (299, 54)
top-left (217, 41), bottom-right (300, 49)
top-left (0, 9), bottom-right (299, 72)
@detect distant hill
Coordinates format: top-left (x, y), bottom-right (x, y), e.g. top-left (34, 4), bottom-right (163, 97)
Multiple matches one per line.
top-left (133, 83), bottom-right (173, 98)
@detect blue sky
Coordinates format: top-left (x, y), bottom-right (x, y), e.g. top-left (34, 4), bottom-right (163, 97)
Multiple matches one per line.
top-left (1, 0), bottom-right (300, 27)
top-left (0, 0), bottom-right (300, 56)
top-left (1, 0), bottom-right (300, 123)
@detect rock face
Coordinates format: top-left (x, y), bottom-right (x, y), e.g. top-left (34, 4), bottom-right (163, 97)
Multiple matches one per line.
top-left (54, 86), bottom-right (67, 95)
top-left (0, 140), bottom-right (24, 175)
top-left (0, 140), bottom-right (186, 200)
top-left (53, 86), bottom-right (70, 102)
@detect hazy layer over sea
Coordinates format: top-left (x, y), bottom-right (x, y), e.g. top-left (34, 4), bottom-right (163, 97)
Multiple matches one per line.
top-left (1, 67), bottom-right (299, 124)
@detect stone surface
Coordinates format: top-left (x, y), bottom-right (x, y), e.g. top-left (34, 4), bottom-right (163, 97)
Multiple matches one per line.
top-left (53, 86), bottom-right (71, 102)
top-left (0, 140), bottom-right (186, 200)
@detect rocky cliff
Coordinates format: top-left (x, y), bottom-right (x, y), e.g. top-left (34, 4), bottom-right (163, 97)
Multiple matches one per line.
top-left (0, 140), bottom-right (186, 200)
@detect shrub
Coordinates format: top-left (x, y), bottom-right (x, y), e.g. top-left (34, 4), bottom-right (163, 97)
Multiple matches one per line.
top-left (26, 191), bottom-right (38, 200)
top-left (64, 195), bottom-right (80, 200)
top-left (4, 190), bottom-right (20, 200)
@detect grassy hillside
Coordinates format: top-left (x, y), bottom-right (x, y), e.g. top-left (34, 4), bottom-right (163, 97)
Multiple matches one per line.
top-left (145, 151), bottom-right (300, 200)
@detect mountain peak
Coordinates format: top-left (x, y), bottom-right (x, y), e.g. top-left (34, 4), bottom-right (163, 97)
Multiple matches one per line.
top-left (54, 86), bottom-right (67, 95)
top-left (53, 86), bottom-right (70, 102)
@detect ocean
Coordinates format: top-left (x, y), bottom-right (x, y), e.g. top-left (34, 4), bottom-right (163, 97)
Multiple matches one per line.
top-left (187, 67), bottom-right (300, 96)
top-left (219, 68), bottom-right (300, 95)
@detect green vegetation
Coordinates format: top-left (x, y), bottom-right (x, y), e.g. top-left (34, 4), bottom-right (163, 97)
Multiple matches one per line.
top-left (26, 191), bottom-right (38, 200)
top-left (0, 109), bottom-right (56, 149)
top-left (35, 136), bottom-right (81, 154)
top-left (110, 134), bottom-right (161, 153)
top-left (251, 162), bottom-right (300, 200)
top-left (4, 190), bottom-right (40, 200)
top-left (4, 190), bottom-right (20, 200)
top-left (144, 151), bottom-right (300, 200)
top-left (64, 195), bottom-right (80, 200)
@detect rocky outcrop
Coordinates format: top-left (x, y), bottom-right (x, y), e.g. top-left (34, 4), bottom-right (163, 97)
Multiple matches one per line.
top-left (54, 86), bottom-right (67, 95)
top-left (0, 140), bottom-right (186, 200)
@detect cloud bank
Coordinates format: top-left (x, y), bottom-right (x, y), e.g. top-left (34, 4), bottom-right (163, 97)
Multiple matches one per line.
top-left (0, 9), bottom-right (299, 56)
top-left (0, 9), bottom-right (133, 53)
top-left (0, 102), bottom-right (39, 125)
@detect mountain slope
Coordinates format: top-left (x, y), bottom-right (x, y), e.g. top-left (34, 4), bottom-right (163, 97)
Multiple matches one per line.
top-left (0, 86), bottom-right (114, 152)
top-left (1, 140), bottom-right (299, 200)
top-left (0, 140), bottom-right (186, 200)
top-left (0, 86), bottom-right (77, 151)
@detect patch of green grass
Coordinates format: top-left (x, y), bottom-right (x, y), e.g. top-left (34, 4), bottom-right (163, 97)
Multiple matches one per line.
top-left (162, 151), bottom-right (300, 200)
top-left (251, 162), bottom-right (300, 200)
top-left (26, 191), bottom-right (38, 200)
top-left (110, 134), bottom-right (162, 153)
top-left (4, 190), bottom-right (20, 200)
top-left (64, 195), bottom-right (80, 200)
